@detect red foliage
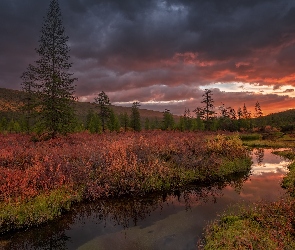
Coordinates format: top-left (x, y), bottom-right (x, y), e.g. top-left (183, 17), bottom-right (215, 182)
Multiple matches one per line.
top-left (0, 131), bottom-right (247, 202)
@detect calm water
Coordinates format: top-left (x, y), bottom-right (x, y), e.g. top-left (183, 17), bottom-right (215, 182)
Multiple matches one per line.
top-left (0, 149), bottom-right (290, 250)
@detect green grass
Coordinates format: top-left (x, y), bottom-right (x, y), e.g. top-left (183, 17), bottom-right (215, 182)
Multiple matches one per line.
top-left (241, 133), bottom-right (295, 148)
top-left (217, 158), bottom-right (252, 177)
top-left (0, 188), bottom-right (82, 234)
top-left (239, 133), bottom-right (262, 141)
top-left (238, 131), bottom-right (295, 148)
top-left (273, 149), bottom-right (295, 160)
top-left (271, 149), bottom-right (295, 196)
top-left (202, 198), bottom-right (295, 249)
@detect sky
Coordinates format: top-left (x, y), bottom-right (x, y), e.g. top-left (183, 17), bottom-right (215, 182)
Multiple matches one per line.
top-left (1, 0), bottom-right (295, 116)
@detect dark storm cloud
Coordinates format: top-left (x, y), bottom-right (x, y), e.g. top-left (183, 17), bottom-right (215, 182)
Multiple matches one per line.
top-left (0, 1), bottom-right (45, 87)
top-left (0, 0), bottom-right (295, 114)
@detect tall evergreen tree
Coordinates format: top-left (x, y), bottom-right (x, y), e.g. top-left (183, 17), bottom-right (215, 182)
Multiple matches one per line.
top-left (228, 107), bottom-right (237, 120)
top-left (241, 103), bottom-right (252, 130)
top-left (130, 101), bottom-right (141, 131)
top-left (151, 117), bottom-right (161, 130)
top-left (201, 89), bottom-right (215, 130)
top-left (86, 109), bottom-right (102, 133)
top-left (144, 118), bottom-right (151, 130)
top-left (21, 64), bottom-right (37, 133)
top-left (183, 108), bottom-right (193, 130)
top-left (218, 103), bottom-right (233, 131)
top-left (107, 108), bottom-right (120, 132)
top-left (254, 101), bottom-right (263, 118)
top-left (254, 101), bottom-right (263, 129)
top-left (201, 89), bottom-right (215, 122)
top-left (94, 91), bottom-right (111, 132)
top-left (21, 0), bottom-right (77, 138)
top-left (193, 107), bottom-right (205, 120)
top-left (177, 116), bottom-right (186, 131)
top-left (237, 107), bottom-right (243, 120)
top-left (162, 109), bottom-right (175, 130)
top-left (242, 103), bottom-right (251, 119)
top-left (219, 103), bottom-right (230, 118)
top-left (119, 112), bottom-right (129, 132)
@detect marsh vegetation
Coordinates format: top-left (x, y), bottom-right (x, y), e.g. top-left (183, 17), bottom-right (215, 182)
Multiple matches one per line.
top-left (0, 131), bottom-right (251, 235)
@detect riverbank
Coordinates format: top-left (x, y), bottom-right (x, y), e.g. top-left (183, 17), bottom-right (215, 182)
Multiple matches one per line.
top-left (201, 196), bottom-right (295, 249)
top-left (201, 136), bottom-right (295, 249)
top-left (241, 132), bottom-right (295, 148)
top-left (0, 131), bottom-right (251, 234)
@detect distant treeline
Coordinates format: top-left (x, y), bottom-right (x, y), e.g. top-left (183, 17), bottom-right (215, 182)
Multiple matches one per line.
top-left (1, 89), bottom-right (294, 135)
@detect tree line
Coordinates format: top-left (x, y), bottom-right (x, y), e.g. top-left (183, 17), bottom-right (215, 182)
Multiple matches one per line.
top-left (0, 87), bottom-right (266, 134)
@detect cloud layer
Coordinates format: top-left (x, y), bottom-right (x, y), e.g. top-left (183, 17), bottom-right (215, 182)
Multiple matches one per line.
top-left (1, 0), bottom-right (295, 115)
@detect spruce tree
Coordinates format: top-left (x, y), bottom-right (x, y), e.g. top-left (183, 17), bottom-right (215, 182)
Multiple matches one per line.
top-left (86, 109), bottom-right (102, 133)
top-left (162, 109), bottom-right (174, 130)
top-left (201, 89), bottom-right (215, 130)
top-left (241, 103), bottom-right (252, 130)
top-left (201, 89), bottom-right (215, 122)
top-left (21, 0), bottom-right (77, 138)
top-left (130, 102), bottom-right (141, 131)
top-left (254, 101), bottom-right (263, 118)
top-left (94, 91), bottom-right (111, 132)
top-left (183, 108), bottom-right (192, 130)
top-left (119, 112), bottom-right (129, 132)
top-left (242, 103), bottom-right (251, 119)
top-left (108, 108), bottom-right (120, 132)
top-left (254, 101), bottom-right (263, 129)
top-left (144, 118), bottom-right (151, 130)
top-left (193, 107), bottom-right (205, 120)
top-left (21, 64), bottom-right (37, 133)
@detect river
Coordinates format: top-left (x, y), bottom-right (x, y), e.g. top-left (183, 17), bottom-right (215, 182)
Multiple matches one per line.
top-left (0, 148), bottom-right (290, 250)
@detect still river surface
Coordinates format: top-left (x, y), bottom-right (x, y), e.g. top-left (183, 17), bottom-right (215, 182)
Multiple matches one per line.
top-left (0, 149), bottom-right (290, 250)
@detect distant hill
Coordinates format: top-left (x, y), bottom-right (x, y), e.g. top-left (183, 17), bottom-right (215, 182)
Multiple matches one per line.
top-left (0, 88), bottom-right (24, 112)
top-left (254, 109), bottom-right (295, 130)
top-left (0, 87), bottom-right (172, 123)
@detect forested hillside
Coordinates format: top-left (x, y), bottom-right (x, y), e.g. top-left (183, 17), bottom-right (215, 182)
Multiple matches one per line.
top-left (254, 109), bottom-right (295, 131)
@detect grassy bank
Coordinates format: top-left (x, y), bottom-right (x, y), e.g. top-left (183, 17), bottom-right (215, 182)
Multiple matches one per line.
top-left (201, 197), bottom-right (295, 249)
top-left (201, 142), bottom-right (295, 249)
top-left (241, 132), bottom-right (295, 148)
top-left (0, 131), bottom-right (251, 234)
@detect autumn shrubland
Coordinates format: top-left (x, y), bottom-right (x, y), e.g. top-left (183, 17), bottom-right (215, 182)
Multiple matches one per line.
top-left (0, 131), bottom-right (250, 233)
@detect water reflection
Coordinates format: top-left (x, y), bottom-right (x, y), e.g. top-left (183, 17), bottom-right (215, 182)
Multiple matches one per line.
top-left (251, 148), bottom-right (289, 175)
top-left (254, 148), bottom-right (264, 165)
top-left (0, 149), bottom-right (289, 250)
